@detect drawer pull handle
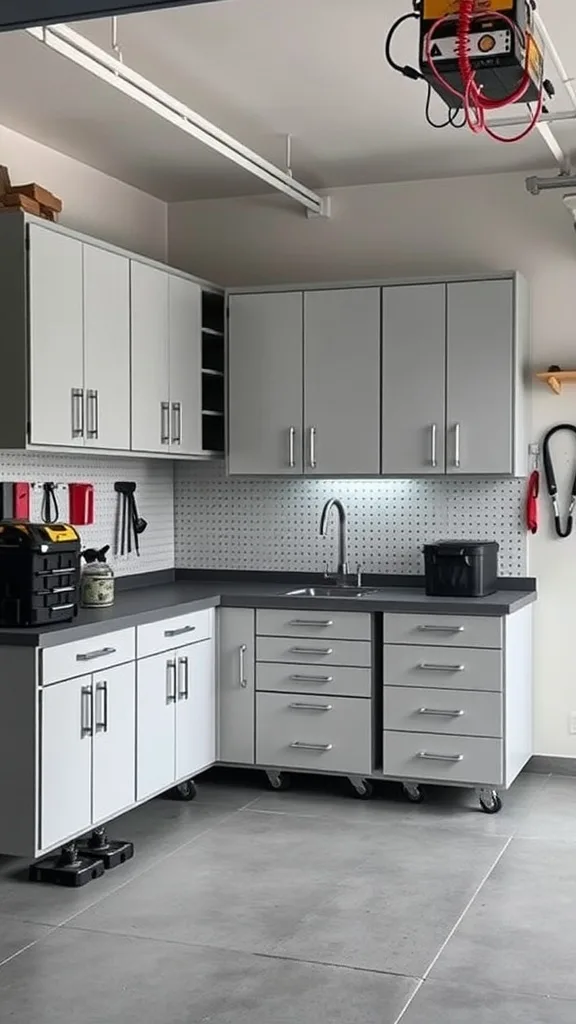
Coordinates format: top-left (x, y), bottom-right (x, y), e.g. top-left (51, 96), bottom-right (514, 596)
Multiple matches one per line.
top-left (418, 663), bottom-right (465, 673)
top-left (164, 625), bottom-right (196, 638)
top-left (417, 625), bottom-right (465, 634)
top-left (417, 751), bottom-right (464, 763)
top-left (418, 707), bottom-right (465, 718)
top-left (289, 620), bottom-right (334, 628)
top-left (289, 674), bottom-right (334, 683)
top-left (76, 646), bottom-right (117, 662)
top-left (290, 742), bottom-right (333, 752)
top-left (289, 702), bottom-right (333, 712)
top-left (289, 647), bottom-right (333, 656)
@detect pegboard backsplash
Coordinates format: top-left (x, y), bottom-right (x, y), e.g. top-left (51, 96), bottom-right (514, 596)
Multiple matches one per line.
top-left (175, 463), bottom-right (527, 577)
top-left (0, 451), bottom-right (174, 577)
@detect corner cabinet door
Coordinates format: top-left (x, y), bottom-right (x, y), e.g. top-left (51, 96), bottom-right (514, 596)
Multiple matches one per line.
top-left (40, 676), bottom-right (92, 851)
top-left (228, 292), bottom-right (303, 474)
top-left (446, 279), bottom-right (514, 475)
top-left (382, 284), bottom-right (446, 475)
top-left (28, 225), bottom-right (84, 448)
top-left (131, 261), bottom-right (170, 454)
top-left (218, 609), bottom-right (255, 765)
top-left (168, 274), bottom-right (202, 455)
top-left (304, 289), bottom-right (380, 475)
top-left (175, 638), bottom-right (216, 780)
top-left (92, 662), bottom-right (136, 824)
top-left (84, 245), bottom-right (131, 451)
top-left (136, 652), bottom-right (176, 801)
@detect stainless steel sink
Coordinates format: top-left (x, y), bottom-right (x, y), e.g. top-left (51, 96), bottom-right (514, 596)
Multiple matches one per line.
top-left (284, 586), bottom-right (379, 599)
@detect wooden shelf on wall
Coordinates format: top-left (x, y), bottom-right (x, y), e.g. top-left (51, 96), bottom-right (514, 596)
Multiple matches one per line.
top-left (535, 369), bottom-right (576, 395)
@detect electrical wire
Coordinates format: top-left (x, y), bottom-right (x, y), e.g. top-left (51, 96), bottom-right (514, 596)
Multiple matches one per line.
top-left (385, 10), bottom-right (465, 130)
top-left (424, 83), bottom-right (466, 129)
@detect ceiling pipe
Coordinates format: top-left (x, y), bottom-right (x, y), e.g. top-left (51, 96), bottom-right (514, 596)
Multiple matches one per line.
top-left (26, 23), bottom-right (330, 217)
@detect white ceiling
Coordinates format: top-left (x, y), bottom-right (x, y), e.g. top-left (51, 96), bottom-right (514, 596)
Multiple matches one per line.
top-left (0, 0), bottom-right (574, 201)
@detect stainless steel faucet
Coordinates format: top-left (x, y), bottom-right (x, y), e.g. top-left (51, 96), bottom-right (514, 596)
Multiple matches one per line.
top-left (319, 499), bottom-right (349, 583)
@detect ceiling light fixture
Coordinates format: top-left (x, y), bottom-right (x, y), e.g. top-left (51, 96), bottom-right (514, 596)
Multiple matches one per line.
top-left (26, 23), bottom-right (330, 217)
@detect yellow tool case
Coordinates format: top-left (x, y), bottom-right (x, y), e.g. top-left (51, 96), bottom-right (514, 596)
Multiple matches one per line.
top-left (0, 522), bottom-right (80, 627)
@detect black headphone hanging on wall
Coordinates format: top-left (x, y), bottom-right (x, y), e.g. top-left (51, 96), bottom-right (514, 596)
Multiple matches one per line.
top-left (542, 424), bottom-right (576, 538)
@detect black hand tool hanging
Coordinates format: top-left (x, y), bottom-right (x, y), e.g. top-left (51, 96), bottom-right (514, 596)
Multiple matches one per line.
top-left (114, 482), bottom-right (148, 556)
top-left (41, 482), bottom-right (60, 525)
top-left (542, 424), bottom-right (576, 538)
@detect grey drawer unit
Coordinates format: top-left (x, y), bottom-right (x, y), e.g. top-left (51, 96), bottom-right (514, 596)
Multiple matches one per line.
top-left (384, 644), bottom-right (502, 692)
top-left (257, 636), bottom-right (371, 668)
top-left (257, 692), bottom-right (372, 775)
top-left (383, 731), bottom-right (503, 786)
top-left (257, 609), bottom-right (371, 642)
top-left (384, 613), bottom-right (502, 650)
top-left (257, 662), bottom-right (371, 698)
top-left (384, 686), bottom-right (502, 739)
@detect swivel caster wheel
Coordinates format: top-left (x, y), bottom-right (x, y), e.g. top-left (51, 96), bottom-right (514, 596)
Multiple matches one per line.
top-left (349, 778), bottom-right (374, 800)
top-left (403, 783), bottom-right (424, 804)
top-left (174, 779), bottom-right (197, 801)
top-left (478, 788), bottom-right (502, 814)
top-left (267, 770), bottom-right (291, 791)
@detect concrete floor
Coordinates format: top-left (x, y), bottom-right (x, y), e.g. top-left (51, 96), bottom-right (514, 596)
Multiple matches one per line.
top-left (0, 770), bottom-right (574, 1023)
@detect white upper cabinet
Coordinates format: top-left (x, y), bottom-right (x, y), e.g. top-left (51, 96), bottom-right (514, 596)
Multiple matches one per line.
top-left (130, 260), bottom-right (170, 454)
top-left (84, 244), bottom-right (131, 451)
top-left (168, 274), bottom-right (202, 456)
top-left (29, 225), bottom-right (84, 448)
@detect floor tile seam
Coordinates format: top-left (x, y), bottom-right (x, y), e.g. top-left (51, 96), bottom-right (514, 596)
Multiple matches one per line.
top-left (416, 977), bottom-right (576, 1007)
top-left (54, 804), bottom-right (255, 930)
top-left (0, 928), bottom-right (60, 971)
top-left (420, 835), bottom-right (513, 983)
top-left (392, 978), bottom-right (425, 1023)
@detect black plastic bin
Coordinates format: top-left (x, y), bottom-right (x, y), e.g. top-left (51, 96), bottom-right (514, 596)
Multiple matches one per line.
top-left (423, 541), bottom-right (499, 598)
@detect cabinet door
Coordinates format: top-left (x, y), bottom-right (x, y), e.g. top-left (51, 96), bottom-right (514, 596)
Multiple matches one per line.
top-left (131, 261), bottom-right (170, 453)
top-left (175, 639), bottom-right (216, 780)
top-left (228, 292), bottom-right (303, 474)
top-left (447, 279), bottom-right (514, 475)
top-left (219, 609), bottom-right (255, 765)
top-left (84, 244), bottom-right (130, 451)
top-left (382, 284), bottom-right (446, 475)
top-left (29, 225), bottom-right (84, 447)
top-left (92, 662), bottom-right (136, 824)
top-left (168, 274), bottom-right (202, 455)
top-left (136, 652), bottom-right (176, 801)
top-left (40, 676), bottom-right (92, 850)
top-left (304, 289), bottom-right (380, 475)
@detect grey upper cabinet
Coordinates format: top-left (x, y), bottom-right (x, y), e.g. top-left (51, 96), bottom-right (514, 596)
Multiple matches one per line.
top-left (382, 284), bottom-right (446, 476)
top-left (446, 279), bottom-right (517, 475)
top-left (83, 244), bottom-right (131, 451)
top-left (304, 289), bottom-right (380, 475)
top-left (29, 225), bottom-right (84, 448)
top-left (168, 274), bottom-right (202, 456)
top-left (228, 292), bottom-right (303, 475)
top-left (131, 261), bottom-right (170, 454)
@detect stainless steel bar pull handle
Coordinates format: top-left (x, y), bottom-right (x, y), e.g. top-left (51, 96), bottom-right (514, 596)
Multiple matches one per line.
top-left (172, 402), bottom-right (182, 445)
top-left (454, 423), bottom-right (461, 468)
top-left (239, 644), bottom-right (248, 688)
top-left (289, 674), bottom-right (334, 684)
top-left (76, 647), bottom-right (117, 662)
top-left (418, 707), bottom-right (465, 718)
top-left (161, 402), bottom-right (170, 445)
top-left (289, 620), bottom-right (334, 628)
top-left (178, 656), bottom-right (189, 700)
top-left (430, 423), bottom-right (438, 468)
top-left (71, 388), bottom-right (84, 438)
top-left (289, 647), bottom-right (333, 656)
top-left (81, 685), bottom-right (93, 737)
top-left (290, 742), bottom-right (332, 752)
top-left (418, 751), bottom-right (463, 763)
top-left (288, 426), bottom-right (296, 468)
top-left (166, 659), bottom-right (177, 704)
top-left (164, 625), bottom-right (196, 638)
top-left (309, 426), bottom-right (317, 469)
top-left (289, 702), bottom-right (333, 712)
top-left (86, 390), bottom-right (98, 438)
top-left (418, 663), bottom-right (465, 673)
top-left (95, 682), bottom-right (109, 732)
top-left (417, 625), bottom-right (464, 634)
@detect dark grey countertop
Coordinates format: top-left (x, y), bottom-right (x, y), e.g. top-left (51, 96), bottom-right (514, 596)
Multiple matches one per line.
top-left (0, 572), bottom-right (537, 648)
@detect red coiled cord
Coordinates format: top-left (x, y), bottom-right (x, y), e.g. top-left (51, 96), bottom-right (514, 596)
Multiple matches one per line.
top-left (425, 0), bottom-right (544, 142)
